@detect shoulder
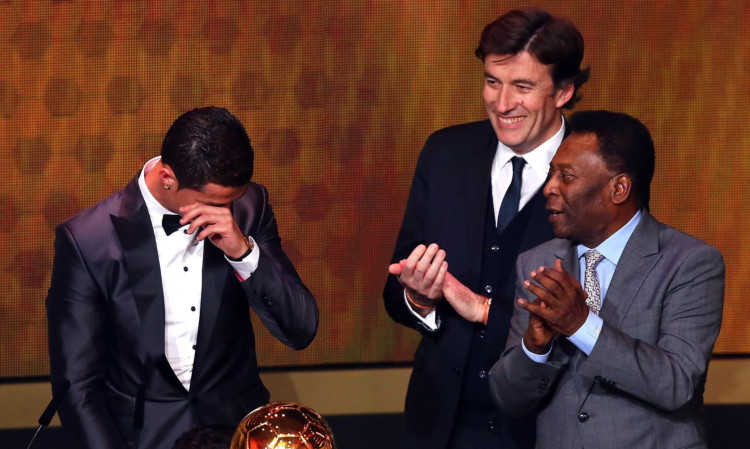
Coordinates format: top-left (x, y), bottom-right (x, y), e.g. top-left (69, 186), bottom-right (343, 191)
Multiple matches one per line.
top-left (424, 119), bottom-right (495, 147)
top-left (416, 120), bottom-right (496, 169)
top-left (654, 219), bottom-right (723, 264)
top-left (234, 182), bottom-right (268, 209)
top-left (58, 184), bottom-right (131, 234)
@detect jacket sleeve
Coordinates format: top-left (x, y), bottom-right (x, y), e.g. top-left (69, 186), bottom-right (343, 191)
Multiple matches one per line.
top-left (489, 253), bottom-right (569, 416)
top-left (46, 224), bottom-right (130, 449)
top-left (241, 185), bottom-right (319, 350)
top-left (383, 136), bottom-right (433, 331)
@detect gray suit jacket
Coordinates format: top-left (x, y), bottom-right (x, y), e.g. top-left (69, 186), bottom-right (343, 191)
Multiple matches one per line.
top-left (489, 211), bottom-right (724, 449)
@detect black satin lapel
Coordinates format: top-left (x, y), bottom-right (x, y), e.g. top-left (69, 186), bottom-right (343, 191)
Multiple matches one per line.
top-left (111, 211), bottom-right (166, 353)
top-left (111, 204), bottom-right (183, 390)
top-left (191, 240), bottom-right (230, 384)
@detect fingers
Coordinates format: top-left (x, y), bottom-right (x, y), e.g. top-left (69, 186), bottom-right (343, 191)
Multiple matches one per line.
top-left (388, 261), bottom-right (405, 276)
top-left (401, 244), bottom-right (428, 277)
top-left (180, 204), bottom-right (231, 237)
top-left (178, 203), bottom-right (248, 257)
top-left (398, 244), bottom-right (447, 299)
top-left (523, 260), bottom-right (581, 307)
top-left (517, 297), bottom-right (552, 321)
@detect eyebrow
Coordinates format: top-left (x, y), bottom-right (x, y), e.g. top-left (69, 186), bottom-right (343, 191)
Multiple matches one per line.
top-left (483, 72), bottom-right (537, 87)
top-left (550, 162), bottom-right (574, 170)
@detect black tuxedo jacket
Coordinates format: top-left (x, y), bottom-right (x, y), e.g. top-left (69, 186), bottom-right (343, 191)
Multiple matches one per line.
top-left (383, 120), bottom-right (556, 448)
top-left (47, 175), bottom-right (318, 449)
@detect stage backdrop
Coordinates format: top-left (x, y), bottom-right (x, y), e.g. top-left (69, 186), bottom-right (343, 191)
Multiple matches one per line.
top-left (1, 1), bottom-right (748, 378)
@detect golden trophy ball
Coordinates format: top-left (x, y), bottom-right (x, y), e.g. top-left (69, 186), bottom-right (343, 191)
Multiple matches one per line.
top-left (230, 402), bottom-right (336, 449)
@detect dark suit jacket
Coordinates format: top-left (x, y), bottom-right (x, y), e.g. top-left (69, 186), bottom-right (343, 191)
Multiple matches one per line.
top-left (383, 120), bottom-right (555, 448)
top-left (489, 211), bottom-right (725, 449)
top-left (46, 175), bottom-right (318, 449)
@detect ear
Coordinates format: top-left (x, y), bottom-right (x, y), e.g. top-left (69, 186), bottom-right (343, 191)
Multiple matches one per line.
top-left (159, 164), bottom-right (178, 190)
top-left (554, 83), bottom-right (575, 109)
top-left (610, 174), bottom-right (632, 205)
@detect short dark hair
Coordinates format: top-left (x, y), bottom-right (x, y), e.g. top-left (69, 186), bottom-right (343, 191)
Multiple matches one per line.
top-left (475, 7), bottom-right (589, 109)
top-left (161, 106), bottom-right (254, 190)
top-left (171, 425), bottom-right (235, 449)
top-left (568, 110), bottom-right (655, 209)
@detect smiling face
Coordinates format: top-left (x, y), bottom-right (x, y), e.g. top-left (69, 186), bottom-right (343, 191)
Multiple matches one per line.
top-left (483, 51), bottom-right (573, 155)
top-left (543, 132), bottom-right (619, 248)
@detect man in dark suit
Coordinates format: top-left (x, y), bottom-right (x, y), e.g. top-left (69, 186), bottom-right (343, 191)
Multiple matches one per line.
top-left (486, 110), bottom-right (724, 448)
top-left (46, 107), bottom-right (319, 449)
top-left (383, 8), bottom-right (589, 449)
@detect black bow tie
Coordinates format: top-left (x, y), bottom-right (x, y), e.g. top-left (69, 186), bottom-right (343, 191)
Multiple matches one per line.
top-left (162, 214), bottom-right (184, 236)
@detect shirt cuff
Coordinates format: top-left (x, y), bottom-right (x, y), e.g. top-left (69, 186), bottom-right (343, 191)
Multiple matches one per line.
top-left (227, 236), bottom-right (260, 281)
top-left (566, 311), bottom-right (603, 356)
top-left (404, 289), bottom-right (437, 330)
top-left (522, 338), bottom-right (552, 363)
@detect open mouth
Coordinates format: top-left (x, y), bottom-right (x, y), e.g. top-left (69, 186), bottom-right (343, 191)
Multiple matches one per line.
top-left (498, 116), bottom-right (525, 125)
top-left (546, 208), bottom-right (563, 221)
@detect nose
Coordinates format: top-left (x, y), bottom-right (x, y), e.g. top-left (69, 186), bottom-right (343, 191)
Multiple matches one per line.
top-left (543, 177), bottom-right (556, 198)
top-left (494, 86), bottom-right (517, 114)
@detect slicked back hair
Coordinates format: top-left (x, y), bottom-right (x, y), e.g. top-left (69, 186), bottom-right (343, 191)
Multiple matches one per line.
top-left (161, 107), bottom-right (254, 190)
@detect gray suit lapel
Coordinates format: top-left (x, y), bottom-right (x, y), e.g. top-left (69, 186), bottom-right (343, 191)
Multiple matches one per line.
top-left (599, 211), bottom-right (661, 328)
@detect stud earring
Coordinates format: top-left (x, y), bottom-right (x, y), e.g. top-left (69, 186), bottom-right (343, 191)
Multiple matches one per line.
top-left (163, 184), bottom-right (170, 190)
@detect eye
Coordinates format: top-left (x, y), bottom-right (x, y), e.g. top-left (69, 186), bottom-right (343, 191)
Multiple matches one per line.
top-left (560, 172), bottom-right (576, 183)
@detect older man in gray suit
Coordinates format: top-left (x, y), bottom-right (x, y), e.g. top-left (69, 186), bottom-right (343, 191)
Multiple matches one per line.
top-left (442, 110), bottom-right (724, 448)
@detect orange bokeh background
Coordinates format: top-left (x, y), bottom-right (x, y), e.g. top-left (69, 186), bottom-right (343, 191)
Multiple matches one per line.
top-left (1, 1), bottom-right (748, 378)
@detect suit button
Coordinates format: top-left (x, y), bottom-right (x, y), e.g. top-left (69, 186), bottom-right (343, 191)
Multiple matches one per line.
top-left (484, 285), bottom-right (493, 294)
top-left (190, 396), bottom-right (199, 404)
top-left (452, 367), bottom-right (461, 375)
top-left (478, 370), bottom-right (487, 379)
top-left (488, 419), bottom-right (496, 430)
top-left (491, 245), bottom-right (500, 252)
top-left (478, 330), bottom-right (486, 339)
top-left (578, 412), bottom-right (589, 423)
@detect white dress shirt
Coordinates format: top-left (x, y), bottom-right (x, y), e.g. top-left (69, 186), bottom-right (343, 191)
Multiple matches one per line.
top-left (137, 157), bottom-right (260, 389)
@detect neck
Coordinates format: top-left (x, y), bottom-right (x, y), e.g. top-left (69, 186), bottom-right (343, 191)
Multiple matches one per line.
top-left (145, 161), bottom-right (176, 213)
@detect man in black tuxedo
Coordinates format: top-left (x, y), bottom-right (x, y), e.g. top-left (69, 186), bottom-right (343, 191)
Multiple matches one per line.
top-left (47, 107), bottom-right (318, 449)
top-left (384, 8), bottom-right (589, 449)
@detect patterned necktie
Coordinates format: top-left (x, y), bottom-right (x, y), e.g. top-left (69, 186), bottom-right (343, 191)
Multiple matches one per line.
top-left (583, 250), bottom-right (605, 315)
top-left (162, 214), bottom-right (184, 236)
top-left (497, 156), bottom-right (526, 233)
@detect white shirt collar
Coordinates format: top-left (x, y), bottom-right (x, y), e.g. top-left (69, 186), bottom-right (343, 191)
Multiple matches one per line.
top-left (494, 116), bottom-right (565, 175)
top-left (577, 209), bottom-right (643, 265)
top-left (138, 156), bottom-right (174, 218)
